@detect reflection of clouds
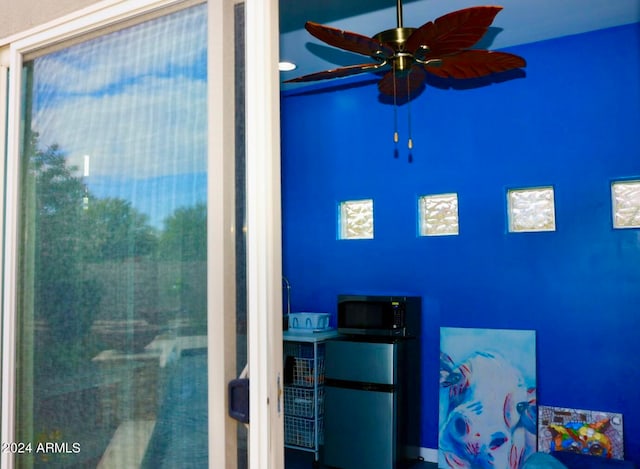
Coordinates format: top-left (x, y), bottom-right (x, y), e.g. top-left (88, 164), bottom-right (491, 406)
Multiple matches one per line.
top-left (33, 5), bottom-right (206, 95)
top-left (33, 75), bottom-right (207, 179)
top-left (30, 4), bottom-right (207, 179)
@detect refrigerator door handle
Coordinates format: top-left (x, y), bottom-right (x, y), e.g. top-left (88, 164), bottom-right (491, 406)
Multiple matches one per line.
top-left (325, 378), bottom-right (395, 393)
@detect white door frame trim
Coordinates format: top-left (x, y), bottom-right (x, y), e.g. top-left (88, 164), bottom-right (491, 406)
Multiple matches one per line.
top-left (245, 0), bottom-right (284, 467)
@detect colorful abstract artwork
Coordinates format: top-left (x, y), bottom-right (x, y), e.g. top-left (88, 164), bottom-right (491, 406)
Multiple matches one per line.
top-left (439, 327), bottom-right (537, 469)
top-left (538, 405), bottom-right (624, 459)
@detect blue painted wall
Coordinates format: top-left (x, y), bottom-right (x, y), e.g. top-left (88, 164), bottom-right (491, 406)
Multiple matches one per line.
top-left (281, 23), bottom-right (640, 462)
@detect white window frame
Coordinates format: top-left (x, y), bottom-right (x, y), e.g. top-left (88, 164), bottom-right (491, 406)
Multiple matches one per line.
top-left (0, 1), bottom-right (283, 468)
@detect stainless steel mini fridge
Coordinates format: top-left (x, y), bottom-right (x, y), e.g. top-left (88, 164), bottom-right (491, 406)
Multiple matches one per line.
top-left (323, 338), bottom-right (417, 469)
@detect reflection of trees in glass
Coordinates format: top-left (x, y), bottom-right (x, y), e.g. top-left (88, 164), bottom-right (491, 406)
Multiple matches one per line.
top-left (28, 136), bottom-right (207, 370)
top-left (159, 203), bottom-right (206, 261)
top-left (29, 140), bottom-right (102, 372)
top-left (80, 198), bottom-right (158, 261)
top-left (158, 203), bottom-right (207, 325)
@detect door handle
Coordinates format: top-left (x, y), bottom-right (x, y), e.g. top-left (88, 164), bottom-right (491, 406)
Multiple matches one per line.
top-left (228, 378), bottom-right (250, 424)
top-left (229, 364), bottom-right (250, 424)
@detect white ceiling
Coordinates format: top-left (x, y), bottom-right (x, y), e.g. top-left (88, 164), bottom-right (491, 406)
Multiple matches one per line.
top-left (279, 0), bottom-right (640, 92)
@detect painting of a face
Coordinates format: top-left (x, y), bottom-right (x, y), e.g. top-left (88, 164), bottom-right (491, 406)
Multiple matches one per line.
top-left (439, 327), bottom-right (537, 469)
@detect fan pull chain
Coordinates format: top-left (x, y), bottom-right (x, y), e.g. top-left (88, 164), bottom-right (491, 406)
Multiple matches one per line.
top-left (407, 73), bottom-right (413, 151)
top-left (393, 62), bottom-right (399, 152)
top-left (406, 72), bottom-right (413, 163)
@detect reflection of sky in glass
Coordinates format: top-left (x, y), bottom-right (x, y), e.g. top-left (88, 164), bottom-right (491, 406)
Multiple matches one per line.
top-left (30, 4), bottom-right (207, 227)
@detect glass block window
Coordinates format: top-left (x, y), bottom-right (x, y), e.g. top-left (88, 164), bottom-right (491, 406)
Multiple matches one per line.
top-left (507, 186), bottom-right (556, 232)
top-left (612, 180), bottom-right (640, 228)
top-left (418, 193), bottom-right (459, 236)
top-left (339, 199), bottom-right (374, 239)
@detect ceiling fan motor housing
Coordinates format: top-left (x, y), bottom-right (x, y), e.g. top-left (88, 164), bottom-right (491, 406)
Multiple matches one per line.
top-left (373, 27), bottom-right (417, 72)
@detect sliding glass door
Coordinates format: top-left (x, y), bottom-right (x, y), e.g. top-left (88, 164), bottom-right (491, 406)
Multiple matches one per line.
top-left (1, 0), bottom-right (283, 467)
top-left (15, 4), bottom-right (213, 467)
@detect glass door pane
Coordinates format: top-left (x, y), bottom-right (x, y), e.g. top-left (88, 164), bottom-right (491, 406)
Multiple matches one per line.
top-left (16, 4), bottom-right (209, 467)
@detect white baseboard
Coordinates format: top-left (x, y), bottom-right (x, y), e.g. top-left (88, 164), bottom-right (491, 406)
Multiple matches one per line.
top-left (404, 445), bottom-right (438, 464)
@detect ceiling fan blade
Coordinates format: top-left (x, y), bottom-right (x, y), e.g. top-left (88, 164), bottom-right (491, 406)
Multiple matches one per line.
top-left (284, 62), bottom-right (388, 83)
top-left (405, 6), bottom-right (503, 56)
top-left (305, 21), bottom-right (395, 59)
top-left (377, 65), bottom-right (427, 98)
top-left (424, 50), bottom-right (526, 79)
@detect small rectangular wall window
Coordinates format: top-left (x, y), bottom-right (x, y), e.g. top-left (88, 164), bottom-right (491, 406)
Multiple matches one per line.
top-left (612, 180), bottom-right (640, 229)
top-left (418, 193), bottom-right (459, 236)
top-left (507, 186), bottom-right (556, 232)
top-left (339, 199), bottom-right (374, 239)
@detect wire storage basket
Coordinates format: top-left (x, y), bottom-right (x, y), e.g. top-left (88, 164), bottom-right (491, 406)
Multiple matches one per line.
top-left (284, 386), bottom-right (324, 418)
top-left (284, 343), bottom-right (325, 388)
top-left (284, 415), bottom-right (324, 448)
top-left (284, 341), bottom-right (321, 359)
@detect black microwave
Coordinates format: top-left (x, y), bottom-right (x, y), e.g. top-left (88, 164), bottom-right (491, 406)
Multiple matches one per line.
top-left (337, 295), bottom-right (421, 337)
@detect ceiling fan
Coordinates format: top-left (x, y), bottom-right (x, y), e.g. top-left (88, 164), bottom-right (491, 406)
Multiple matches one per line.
top-left (284, 1), bottom-right (526, 98)
top-left (284, 1), bottom-right (526, 154)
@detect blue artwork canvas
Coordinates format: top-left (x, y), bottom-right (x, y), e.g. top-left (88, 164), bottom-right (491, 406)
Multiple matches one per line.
top-left (439, 327), bottom-right (537, 469)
